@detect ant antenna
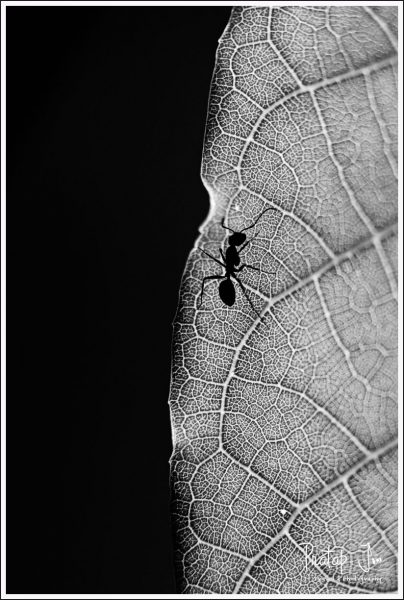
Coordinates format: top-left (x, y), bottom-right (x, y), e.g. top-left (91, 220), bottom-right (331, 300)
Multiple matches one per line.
top-left (221, 207), bottom-right (276, 234)
top-left (240, 207), bottom-right (275, 233)
top-left (220, 218), bottom-right (235, 233)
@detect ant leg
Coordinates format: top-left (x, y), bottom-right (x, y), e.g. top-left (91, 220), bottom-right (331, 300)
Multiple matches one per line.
top-left (220, 248), bottom-right (226, 263)
top-left (237, 263), bottom-right (275, 275)
top-left (238, 232), bottom-right (259, 255)
top-left (238, 240), bottom-right (251, 254)
top-left (237, 264), bottom-right (260, 273)
top-left (232, 274), bottom-right (266, 323)
top-left (199, 274), bottom-right (226, 308)
top-left (202, 249), bottom-right (226, 269)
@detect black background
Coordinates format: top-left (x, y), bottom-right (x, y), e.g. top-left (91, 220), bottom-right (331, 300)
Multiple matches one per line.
top-left (7, 6), bottom-right (231, 593)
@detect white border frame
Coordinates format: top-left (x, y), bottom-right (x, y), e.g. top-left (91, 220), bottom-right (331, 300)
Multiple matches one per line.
top-left (1, 2), bottom-right (402, 599)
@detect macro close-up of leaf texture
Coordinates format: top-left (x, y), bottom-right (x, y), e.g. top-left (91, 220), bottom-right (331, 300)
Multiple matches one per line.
top-left (168, 6), bottom-right (398, 594)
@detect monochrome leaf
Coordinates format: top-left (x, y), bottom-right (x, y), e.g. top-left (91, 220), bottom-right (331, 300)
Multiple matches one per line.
top-left (169, 7), bottom-right (398, 594)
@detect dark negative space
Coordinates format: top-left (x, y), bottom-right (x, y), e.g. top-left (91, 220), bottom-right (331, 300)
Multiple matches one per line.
top-left (6, 6), bottom-right (231, 593)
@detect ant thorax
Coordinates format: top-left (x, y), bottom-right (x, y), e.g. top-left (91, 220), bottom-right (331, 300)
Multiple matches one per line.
top-left (226, 245), bottom-right (240, 267)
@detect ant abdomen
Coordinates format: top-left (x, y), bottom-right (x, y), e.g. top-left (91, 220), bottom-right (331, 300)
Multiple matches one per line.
top-left (219, 279), bottom-right (236, 307)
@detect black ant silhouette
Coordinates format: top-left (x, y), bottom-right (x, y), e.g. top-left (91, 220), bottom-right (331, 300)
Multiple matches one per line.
top-left (198, 208), bottom-right (275, 321)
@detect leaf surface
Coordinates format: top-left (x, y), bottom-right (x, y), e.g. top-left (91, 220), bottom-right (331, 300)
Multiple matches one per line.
top-left (169, 7), bottom-right (398, 594)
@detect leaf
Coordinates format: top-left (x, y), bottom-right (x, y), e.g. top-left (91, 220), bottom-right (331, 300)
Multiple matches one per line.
top-left (168, 6), bottom-right (398, 594)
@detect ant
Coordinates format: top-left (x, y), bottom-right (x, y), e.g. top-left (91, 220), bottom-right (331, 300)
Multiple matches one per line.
top-left (198, 208), bottom-right (275, 321)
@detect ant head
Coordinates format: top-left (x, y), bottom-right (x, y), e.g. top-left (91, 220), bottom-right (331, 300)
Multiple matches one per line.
top-left (229, 231), bottom-right (246, 246)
